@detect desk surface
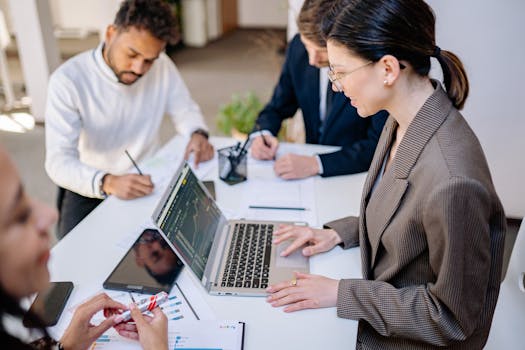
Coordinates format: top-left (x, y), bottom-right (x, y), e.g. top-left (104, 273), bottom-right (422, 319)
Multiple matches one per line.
top-left (49, 137), bottom-right (365, 349)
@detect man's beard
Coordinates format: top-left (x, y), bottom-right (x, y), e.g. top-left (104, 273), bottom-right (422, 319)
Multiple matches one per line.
top-left (115, 71), bottom-right (143, 85)
top-left (105, 45), bottom-right (143, 85)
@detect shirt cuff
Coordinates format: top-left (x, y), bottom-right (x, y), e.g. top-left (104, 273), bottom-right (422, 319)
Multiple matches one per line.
top-left (249, 129), bottom-right (273, 139)
top-left (91, 170), bottom-right (107, 199)
top-left (315, 155), bottom-right (324, 175)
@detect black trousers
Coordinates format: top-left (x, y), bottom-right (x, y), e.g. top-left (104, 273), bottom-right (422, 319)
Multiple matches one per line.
top-left (56, 187), bottom-right (104, 240)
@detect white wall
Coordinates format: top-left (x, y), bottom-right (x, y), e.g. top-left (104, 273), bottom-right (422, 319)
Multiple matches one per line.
top-left (425, 0), bottom-right (525, 217)
top-left (287, 0), bottom-right (303, 41)
top-left (50, 0), bottom-right (119, 36)
top-left (238, 0), bottom-right (287, 28)
top-left (0, 0), bottom-right (119, 35)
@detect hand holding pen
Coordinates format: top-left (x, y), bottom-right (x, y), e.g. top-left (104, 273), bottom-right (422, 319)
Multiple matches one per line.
top-left (112, 292), bottom-right (169, 348)
top-left (99, 150), bottom-right (154, 200)
top-left (251, 124), bottom-right (279, 160)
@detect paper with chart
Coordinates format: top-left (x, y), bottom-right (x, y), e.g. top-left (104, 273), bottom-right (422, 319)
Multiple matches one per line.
top-left (88, 321), bottom-right (245, 350)
top-left (171, 320), bottom-right (244, 350)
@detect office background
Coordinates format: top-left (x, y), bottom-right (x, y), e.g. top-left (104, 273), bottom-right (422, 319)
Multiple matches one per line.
top-left (0, 0), bottom-right (522, 272)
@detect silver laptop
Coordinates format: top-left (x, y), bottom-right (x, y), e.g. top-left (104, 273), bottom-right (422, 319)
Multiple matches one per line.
top-left (152, 162), bottom-right (309, 297)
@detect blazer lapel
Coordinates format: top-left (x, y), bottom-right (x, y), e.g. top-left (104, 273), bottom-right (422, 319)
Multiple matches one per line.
top-left (358, 116), bottom-right (396, 277)
top-left (366, 174), bottom-right (408, 267)
top-left (363, 81), bottom-right (454, 269)
top-left (361, 117), bottom-right (397, 206)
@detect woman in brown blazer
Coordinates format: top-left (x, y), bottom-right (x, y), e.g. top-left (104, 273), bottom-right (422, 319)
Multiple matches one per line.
top-left (266, 0), bottom-right (506, 348)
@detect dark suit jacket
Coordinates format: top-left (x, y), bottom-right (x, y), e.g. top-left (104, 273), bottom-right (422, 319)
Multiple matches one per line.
top-left (255, 34), bottom-right (387, 177)
top-left (326, 82), bottom-right (506, 349)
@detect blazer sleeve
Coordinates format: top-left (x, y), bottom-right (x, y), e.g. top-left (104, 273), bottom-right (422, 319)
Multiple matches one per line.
top-left (324, 216), bottom-right (360, 249)
top-left (336, 177), bottom-right (493, 346)
top-left (253, 36), bottom-right (301, 136)
top-left (318, 110), bottom-right (388, 176)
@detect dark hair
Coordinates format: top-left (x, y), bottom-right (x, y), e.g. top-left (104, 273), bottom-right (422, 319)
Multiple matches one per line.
top-left (326, 0), bottom-right (469, 109)
top-left (320, 0), bottom-right (351, 39)
top-left (297, 0), bottom-right (337, 47)
top-left (0, 286), bottom-right (49, 348)
top-left (114, 0), bottom-right (179, 45)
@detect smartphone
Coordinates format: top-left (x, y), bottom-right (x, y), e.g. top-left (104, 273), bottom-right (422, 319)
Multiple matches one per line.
top-left (203, 180), bottom-right (216, 200)
top-left (23, 281), bottom-right (74, 328)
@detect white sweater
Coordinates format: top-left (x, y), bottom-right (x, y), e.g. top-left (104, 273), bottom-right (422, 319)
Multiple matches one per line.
top-left (45, 43), bottom-right (207, 198)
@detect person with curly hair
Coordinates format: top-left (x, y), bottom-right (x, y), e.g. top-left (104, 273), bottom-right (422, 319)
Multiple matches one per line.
top-left (45, 0), bottom-right (214, 239)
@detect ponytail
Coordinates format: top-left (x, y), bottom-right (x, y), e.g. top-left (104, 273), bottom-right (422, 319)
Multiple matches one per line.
top-left (326, 0), bottom-right (470, 109)
top-left (435, 49), bottom-right (469, 110)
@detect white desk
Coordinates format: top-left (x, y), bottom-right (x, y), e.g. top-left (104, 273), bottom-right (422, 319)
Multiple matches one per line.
top-left (49, 136), bottom-right (365, 349)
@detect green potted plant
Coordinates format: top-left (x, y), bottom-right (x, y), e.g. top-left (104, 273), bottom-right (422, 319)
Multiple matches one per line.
top-left (217, 92), bottom-right (263, 140)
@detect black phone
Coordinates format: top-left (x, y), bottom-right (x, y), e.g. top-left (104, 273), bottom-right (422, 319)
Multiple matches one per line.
top-left (103, 228), bottom-right (184, 294)
top-left (23, 281), bottom-right (74, 328)
top-left (203, 180), bottom-right (216, 200)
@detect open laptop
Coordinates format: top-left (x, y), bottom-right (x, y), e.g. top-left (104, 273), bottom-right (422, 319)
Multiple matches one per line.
top-left (152, 162), bottom-right (309, 296)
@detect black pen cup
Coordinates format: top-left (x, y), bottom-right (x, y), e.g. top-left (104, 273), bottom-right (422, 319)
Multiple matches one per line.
top-left (218, 145), bottom-right (247, 185)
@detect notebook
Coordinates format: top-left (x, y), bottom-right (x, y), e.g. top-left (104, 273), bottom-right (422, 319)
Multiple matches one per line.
top-left (152, 162), bottom-right (309, 296)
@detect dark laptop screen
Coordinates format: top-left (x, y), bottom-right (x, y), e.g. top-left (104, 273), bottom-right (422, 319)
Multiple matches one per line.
top-left (156, 164), bottom-right (222, 280)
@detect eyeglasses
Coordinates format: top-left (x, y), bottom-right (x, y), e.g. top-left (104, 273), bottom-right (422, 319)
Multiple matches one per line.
top-left (328, 61), bottom-right (373, 92)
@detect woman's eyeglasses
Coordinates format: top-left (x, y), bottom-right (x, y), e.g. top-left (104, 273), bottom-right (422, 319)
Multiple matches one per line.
top-left (328, 61), bottom-right (406, 92)
top-left (327, 61), bottom-right (373, 92)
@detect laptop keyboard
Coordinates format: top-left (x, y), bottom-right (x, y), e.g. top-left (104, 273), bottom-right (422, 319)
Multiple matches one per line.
top-left (221, 223), bottom-right (273, 289)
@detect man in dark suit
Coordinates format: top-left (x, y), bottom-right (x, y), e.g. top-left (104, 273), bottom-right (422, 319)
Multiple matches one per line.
top-left (251, 0), bottom-right (387, 179)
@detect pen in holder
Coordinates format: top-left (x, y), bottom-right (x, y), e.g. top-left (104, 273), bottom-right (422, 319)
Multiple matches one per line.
top-left (218, 143), bottom-right (249, 185)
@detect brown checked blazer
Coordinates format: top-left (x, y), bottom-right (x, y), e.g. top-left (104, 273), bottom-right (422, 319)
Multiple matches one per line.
top-left (326, 82), bottom-right (506, 349)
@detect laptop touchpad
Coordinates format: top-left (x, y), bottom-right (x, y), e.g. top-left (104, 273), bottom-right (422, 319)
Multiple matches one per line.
top-left (275, 242), bottom-right (308, 268)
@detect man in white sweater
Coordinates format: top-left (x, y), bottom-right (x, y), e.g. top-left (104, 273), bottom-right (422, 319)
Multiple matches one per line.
top-left (45, 0), bottom-right (214, 238)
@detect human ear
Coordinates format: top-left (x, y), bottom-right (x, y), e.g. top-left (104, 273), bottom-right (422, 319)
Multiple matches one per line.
top-left (378, 54), bottom-right (402, 86)
top-left (105, 25), bottom-right (117, 45)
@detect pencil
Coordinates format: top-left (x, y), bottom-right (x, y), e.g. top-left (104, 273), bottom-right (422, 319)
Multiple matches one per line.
top-left (248, 205), bottom-right (307, 211)
top-left (124, 149), bottom-right (143, 175)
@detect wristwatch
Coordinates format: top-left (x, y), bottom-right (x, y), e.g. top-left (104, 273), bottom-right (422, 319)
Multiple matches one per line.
top-left (99, 173), bottom-right (109, 198)
top-left (192, 128), bottom-right (209, 139)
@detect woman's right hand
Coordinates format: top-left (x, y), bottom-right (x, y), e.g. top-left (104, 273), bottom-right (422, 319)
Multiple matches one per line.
top-left (114, 304), bottom-right (168, 350)
top-left (273, 225), bottom-right (342, 257)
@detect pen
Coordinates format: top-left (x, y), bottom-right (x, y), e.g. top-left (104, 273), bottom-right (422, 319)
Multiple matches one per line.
top-left (248, 205), bottom-right (307, 211)
top-left (115, 291), bottom-right (168, 323)
top-left (124, 149), bottom-right (143, 175)
top-left (237, 134), bottom-right (252, 157)
top-left (129, 292), bottom-right (136, 303)
top-left (256, 124), bottom-right (270, 148)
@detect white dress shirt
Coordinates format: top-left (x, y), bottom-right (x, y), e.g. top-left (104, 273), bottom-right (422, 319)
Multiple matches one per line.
top-left (318, 66), bottom-right (330, 122)
top-left (45, 43), bottom-right (207, 198)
